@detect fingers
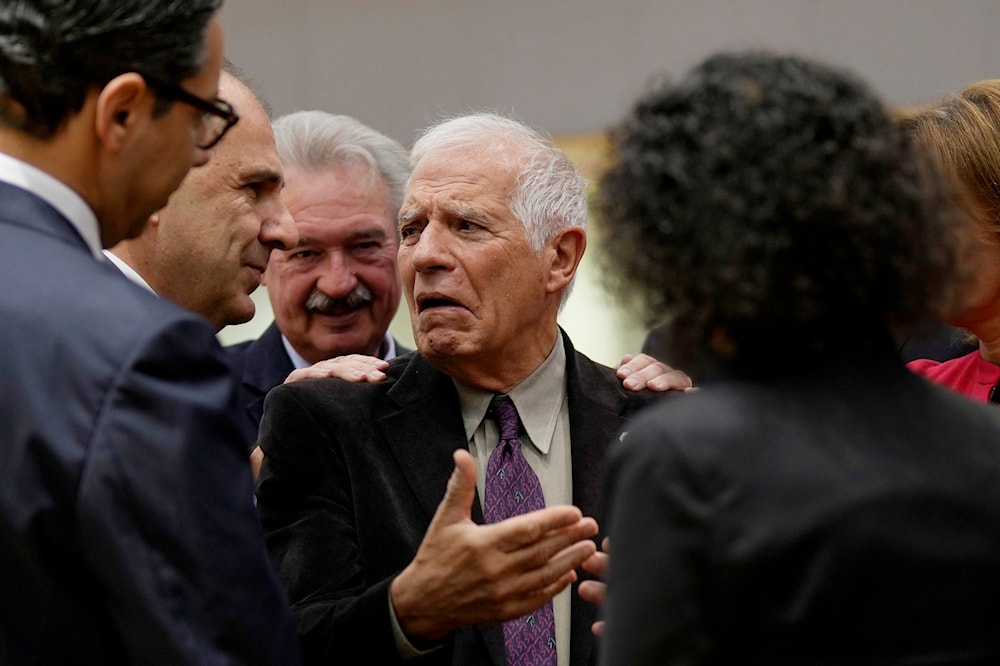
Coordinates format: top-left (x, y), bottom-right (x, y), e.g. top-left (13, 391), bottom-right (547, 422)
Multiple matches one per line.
top-left (495, 505), bottom-right (593, 551)
top-left (614, 353), bottom-right (636, 370)
top-left (617, 353), bottom-right (694, 392)
top-left (282, 355), bottom-right (389, 384)
top-left (616, 352), bottom-right (650, 377)
top-left (578, 579), bottom-right (605, 606)
top-left (580, 549), bottom-right (608, 578)
top-left (643, 368), bottom-right (694, 392)
top-left (514, 537), bottom-right (596, 596)
top-left (579, 536), bottom-right (609, 635)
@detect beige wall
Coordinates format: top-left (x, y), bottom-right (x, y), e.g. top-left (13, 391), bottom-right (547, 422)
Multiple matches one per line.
top-left (217, 0), bottom-right (1000, 366)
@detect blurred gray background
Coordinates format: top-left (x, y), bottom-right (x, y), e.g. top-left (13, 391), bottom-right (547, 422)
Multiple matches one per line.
top-left (218, 0), bottom-right (1000, 364)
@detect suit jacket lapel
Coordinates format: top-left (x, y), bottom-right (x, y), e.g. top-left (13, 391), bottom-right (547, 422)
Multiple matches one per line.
top-left (378, 353), bottom-right (476, 524)
top-left (378, 353), bottom-right (503, 664)
top-left (563, 331), bottom-right (633, 666)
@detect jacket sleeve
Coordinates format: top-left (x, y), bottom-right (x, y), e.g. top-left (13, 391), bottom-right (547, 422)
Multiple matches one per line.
top-left (77, 317), bottom-right (301, 666)
top-left (256, 381), bottom-right (414, 665)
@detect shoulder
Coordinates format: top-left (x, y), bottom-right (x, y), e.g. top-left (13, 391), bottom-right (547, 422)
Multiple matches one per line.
top-left (264, 350), bottom-right (432, 415)
top-left (567, 346), bottom-right (663, 415)
top-left (907, 349), bottom-right (981, 378)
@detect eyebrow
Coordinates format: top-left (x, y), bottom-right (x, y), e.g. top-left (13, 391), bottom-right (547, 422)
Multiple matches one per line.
top-left (293, 228), bottom-right (389, 249)
top-left (398, 205), bottom-right (490, 226)
top-left (240, 167), bottom-right (284, 187)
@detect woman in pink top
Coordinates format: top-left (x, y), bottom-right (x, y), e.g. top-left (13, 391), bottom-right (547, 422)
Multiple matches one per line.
top-left (904, 80), bottom-right (1000, 403)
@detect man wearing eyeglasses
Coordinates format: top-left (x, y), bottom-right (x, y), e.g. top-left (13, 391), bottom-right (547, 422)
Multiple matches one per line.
top-left (0, 2), bottom-right (299, 664)
top-left (107, 63), bottom-right (298, 332)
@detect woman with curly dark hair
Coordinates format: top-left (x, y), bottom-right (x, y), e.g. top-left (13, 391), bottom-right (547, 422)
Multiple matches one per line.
top-left (596, 52), bottom-right (1000, 665)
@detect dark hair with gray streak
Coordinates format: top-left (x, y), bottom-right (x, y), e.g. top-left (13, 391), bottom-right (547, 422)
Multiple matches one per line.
top-left (599, 51), bottom-right (971, 366)
top-left (0, 0), bottom-right (223, 138)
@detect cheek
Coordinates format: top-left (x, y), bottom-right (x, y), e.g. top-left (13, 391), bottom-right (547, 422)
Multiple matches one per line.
top-left (268, 271), bottom-right (308, 309)
top-left (396, 253), bottom-right (415, 283)
top-left (361, 261), bottom-right (399, 289)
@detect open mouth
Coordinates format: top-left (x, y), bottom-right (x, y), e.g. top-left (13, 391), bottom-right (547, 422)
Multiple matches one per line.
top-left (418, 297), bottom-right (464, 313)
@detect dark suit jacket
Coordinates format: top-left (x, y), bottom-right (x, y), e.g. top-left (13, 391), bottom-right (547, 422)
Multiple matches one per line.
top-left (601, 351), bottom-right (1000, 665)
top-left (225, 321), bottom-right (412, 448)
top-left (256, 333), bottom-right (659, 665)
top-left (0, 182), bottom-right (299, 665)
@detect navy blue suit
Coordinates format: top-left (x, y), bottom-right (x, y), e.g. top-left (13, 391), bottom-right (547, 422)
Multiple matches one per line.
top-left (225, 321), bottom-right (411, 448)
top-left (0, 182), bottom-right (299, 664)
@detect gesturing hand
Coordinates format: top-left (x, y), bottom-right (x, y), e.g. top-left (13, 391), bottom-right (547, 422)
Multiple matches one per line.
top-left (390, 449), bottom-right (598, 641)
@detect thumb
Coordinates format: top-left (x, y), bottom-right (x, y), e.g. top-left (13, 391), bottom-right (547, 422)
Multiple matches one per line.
top-left (431, 449), bottom-right (478, 527)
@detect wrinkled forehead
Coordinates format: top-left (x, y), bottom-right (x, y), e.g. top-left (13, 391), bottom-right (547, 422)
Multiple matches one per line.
top-left (407, 142), bottom-right (520, 203)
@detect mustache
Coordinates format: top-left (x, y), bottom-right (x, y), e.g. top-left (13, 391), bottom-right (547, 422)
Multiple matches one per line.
top-left (305, 284), bottom-right (374, 314)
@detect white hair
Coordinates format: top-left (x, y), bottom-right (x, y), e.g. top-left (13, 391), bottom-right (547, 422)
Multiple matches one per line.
top-left (410, 112), bottom-right (589, 251)
top-left (272, 111), bottom-right (411, 215)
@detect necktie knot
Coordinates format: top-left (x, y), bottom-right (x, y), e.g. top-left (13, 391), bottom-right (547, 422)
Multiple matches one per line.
top-left (489, 395), bottom-right (520, 442)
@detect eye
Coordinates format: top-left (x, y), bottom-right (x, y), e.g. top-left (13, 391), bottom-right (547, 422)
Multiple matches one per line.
top-left (399, 221), bottom-right (423, 241)
top-left (289, 249), bottom-right (317, 261)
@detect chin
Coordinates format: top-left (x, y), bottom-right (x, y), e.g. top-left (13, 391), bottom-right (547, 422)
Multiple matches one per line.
top-left (416, 330), bottom-right (468, 359)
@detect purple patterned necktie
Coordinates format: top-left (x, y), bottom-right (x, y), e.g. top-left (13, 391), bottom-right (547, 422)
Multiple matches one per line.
top-left (484, 395), bottom-right (557, 666)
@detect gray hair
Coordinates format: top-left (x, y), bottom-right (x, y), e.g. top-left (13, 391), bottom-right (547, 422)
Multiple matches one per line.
top-left (272, 111), bottom-right (410, 216)
top-left (410, 112), bottom-right (588, 253)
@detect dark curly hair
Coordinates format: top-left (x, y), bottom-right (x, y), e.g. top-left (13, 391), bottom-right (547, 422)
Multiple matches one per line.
top-left (0, 0), bottom-right (222, 138)
top-left (598, 52), bottom-right (970, 366)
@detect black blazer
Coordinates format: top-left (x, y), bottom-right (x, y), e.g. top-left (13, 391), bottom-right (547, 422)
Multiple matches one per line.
top-left (225, 321), bottom-right (412, 449)
top-left (256, 333), bottom-right (660, 665)
top-left (601, 352), bottom-right (1000, 664)
top-left (0, 182), bottom-right (298, 665)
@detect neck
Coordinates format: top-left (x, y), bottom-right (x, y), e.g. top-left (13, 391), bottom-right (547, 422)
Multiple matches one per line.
top-left (0, 113), bottom-right (99, 222)
top-left (427, 327), bottom-right (560, 394)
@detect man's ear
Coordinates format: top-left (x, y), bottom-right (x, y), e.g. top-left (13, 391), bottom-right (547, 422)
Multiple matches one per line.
top-left (94, 72), bottom-right (151, 153)
top-left (545, 225), bottom-right (587, 295)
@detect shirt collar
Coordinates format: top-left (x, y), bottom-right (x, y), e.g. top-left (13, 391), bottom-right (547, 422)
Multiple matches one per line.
top-left (454, 335), bottom-right (567, 454)
top-left (0, 151), bottom-right (102, 259)
top-left (281, 330), bottom-right (397, 370)
top-left (102, 249), bottom-right (157, 293)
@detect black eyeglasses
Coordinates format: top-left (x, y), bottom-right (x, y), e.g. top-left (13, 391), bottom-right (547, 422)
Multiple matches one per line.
top-left (148, 81), bottom-right (239, 150)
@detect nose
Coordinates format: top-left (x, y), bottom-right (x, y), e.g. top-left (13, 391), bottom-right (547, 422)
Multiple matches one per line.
top-left (315, 250), bottom-right (359, 298)
top-left (259, 199), bottom-right (298, 251)
top-left (406, 220), bottom-right (452, 273)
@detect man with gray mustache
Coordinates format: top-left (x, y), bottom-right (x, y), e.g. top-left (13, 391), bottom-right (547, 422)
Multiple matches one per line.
top-left (225, 112), bottom-right (414, 450)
